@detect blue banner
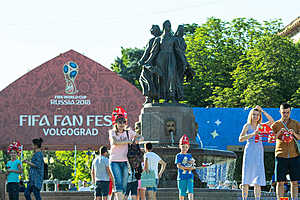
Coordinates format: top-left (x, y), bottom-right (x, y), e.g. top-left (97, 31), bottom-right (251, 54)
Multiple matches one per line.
top-left (193, 108), bottom-right (300, 150)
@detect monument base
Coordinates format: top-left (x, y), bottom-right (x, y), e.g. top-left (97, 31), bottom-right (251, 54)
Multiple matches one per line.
top-left (139, 103), bottom-right (196, 145)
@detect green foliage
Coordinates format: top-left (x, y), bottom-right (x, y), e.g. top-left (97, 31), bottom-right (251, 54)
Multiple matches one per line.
top-left (185, 17), bottom-right (285, 107)
top-left (55, 150), bottom-right (95, 185)
top-left (51, 162), bottom-right (73, 180)
top-left (183, 23), bottom-right (199, 35)
top-left (290, 87), bottom-right (300, 107)
top-left (111, 47), bottom-right (144, 90)
top-left (214, 34), bottom-right (299, 107)
top-left (0, 150), bottom-right (9, 171)
top-left (22, 151), bottom-right (34, 180)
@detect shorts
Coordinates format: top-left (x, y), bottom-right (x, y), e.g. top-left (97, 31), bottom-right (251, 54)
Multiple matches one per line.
top-left (146, 179), bottom-right (159, 192)
top-left (6, 182), bottom-right (19, 193)
top-left (177, 179), bottom-right (194, 197)
top-left (125, 181), bottom-right (138, 196)
top-left (95, 181), bottom-right (110, 197)
top-left (275, 156), bottom-right (300, 182)
top-left (138, 179), bottom-right (146, 190)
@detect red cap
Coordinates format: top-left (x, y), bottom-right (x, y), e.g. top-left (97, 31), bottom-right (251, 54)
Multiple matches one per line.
top-left (179, 134), bottom-right (190, 145)
top-left (112, 106), bottom-right (128, 125)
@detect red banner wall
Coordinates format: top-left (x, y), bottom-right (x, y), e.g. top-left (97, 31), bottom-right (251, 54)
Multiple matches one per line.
top-left (0, 50), bottom-right (144, 150)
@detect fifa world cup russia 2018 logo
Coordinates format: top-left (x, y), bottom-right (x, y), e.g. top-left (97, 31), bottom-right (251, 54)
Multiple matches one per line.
top-left (63, 61), bottom-right (79, 94)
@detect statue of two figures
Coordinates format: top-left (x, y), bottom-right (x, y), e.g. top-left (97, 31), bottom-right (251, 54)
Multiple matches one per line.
top-left (138, 20), bottom-right (194, 104)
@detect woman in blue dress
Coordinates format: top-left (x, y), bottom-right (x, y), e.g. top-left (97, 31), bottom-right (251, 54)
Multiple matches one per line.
top-left (239, 105), bottom-right (274, 200)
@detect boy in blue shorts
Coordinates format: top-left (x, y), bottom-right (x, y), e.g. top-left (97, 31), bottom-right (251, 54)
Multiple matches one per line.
top-left (175, 135), bottom-right (195, 200)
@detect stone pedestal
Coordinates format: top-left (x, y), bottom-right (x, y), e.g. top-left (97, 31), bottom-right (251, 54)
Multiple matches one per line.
top-left (139, 104), bottom-right (238, 189)
top-left (139, 104), bottom-right (197, 145)
top-left (0, 171), bottom-right (6, 200)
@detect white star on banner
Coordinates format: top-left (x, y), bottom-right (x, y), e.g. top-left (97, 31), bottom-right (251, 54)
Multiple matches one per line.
top-left (215, 119), bottom-right (222, 126)
top-left (211, 130), bottom-right (219, 139)
top-left (207, 121), bottom-right (210, 123)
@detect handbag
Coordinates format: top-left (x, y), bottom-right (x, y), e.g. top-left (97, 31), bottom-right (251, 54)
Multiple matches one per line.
top-left (140, 170), bottom-right (156, 188)
top-left (126, 131), bottom-right (143, 180)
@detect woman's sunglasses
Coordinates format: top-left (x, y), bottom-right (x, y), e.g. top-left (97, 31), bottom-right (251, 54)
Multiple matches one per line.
top-left (117, 120), bottom-right (126, 124)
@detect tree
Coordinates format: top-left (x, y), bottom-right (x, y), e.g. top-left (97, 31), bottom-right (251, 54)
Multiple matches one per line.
top-left (111, 47), bottom-right (144, 91)
top-left (183, 23), bottom-right (199, 35)
top-left (184, 17), bottom-right (283, 107)
top-left (55, 150), bottom-right (94, 185)
top-left (213, 34), bottom-right (300, 107)
top-left (290, 87), bottom-right (300, 108)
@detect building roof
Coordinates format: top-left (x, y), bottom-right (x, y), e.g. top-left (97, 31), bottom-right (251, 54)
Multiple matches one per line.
top-left (278, 16), bottom-right (300, 37)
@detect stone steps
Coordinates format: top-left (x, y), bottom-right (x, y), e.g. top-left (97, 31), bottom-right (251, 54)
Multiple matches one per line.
top-left (156, 188), bottom-right (275, 200)
top-left (5, 188), bottom-right (298, 200)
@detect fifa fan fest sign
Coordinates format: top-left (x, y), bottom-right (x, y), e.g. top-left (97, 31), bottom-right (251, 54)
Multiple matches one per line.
top-left (0, 50), bottom-right (144, 150)
top-left (18, 114), bottom-right (111, 137)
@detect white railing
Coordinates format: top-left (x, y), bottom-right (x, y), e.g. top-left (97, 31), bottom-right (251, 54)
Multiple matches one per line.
top-left (41, 180), bottom-right (72, 191)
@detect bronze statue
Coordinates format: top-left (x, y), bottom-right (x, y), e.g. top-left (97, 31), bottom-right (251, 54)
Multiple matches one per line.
top-left (174, 25), bottom-right (194, 101)
top-left (138, 25), bottom-right (162, 104)
top-left (139, 20), bottom-right (194, 104)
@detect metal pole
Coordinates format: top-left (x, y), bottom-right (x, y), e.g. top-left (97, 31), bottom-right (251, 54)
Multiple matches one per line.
top-left (74, 145), bottom-right (77, 177)
top-left (20, 145), bottom-right (23, 179)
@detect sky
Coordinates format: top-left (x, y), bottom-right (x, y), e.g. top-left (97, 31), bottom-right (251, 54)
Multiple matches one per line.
top-left (0, 0), bottom-right (299, 91)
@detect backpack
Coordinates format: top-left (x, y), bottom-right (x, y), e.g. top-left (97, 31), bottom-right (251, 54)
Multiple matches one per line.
top-left (126, 131), bottom-right (144, 180)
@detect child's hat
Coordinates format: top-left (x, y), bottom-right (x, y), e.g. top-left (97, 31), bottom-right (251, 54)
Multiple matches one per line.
top-left (112, 106), bottom-right (128, 125)
top-left (7, 141), bottom-right (22, 154)
top-left (179, 134), bottom-right (190, 145)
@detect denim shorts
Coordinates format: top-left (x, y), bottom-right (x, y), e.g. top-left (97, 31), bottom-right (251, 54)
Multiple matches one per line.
top-left (95, 181), bottom-right (110, 197)
top-left (146, 179), bottom-right (159, 192)
top-left (177, 179), bottom-right (194, 197)
top-left (125, 181), bottom-right (138, 196)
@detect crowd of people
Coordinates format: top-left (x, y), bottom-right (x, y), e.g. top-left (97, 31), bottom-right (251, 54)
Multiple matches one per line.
top-left (3, 103), bottom-right (300, 200)
top-left (90, 106), bottom-right (199, 200)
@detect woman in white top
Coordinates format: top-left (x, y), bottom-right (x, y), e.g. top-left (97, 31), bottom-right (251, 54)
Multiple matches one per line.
top-left (109, 107), bottom-right (143, 200)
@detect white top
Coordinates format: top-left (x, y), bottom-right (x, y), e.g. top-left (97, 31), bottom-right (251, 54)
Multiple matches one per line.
top-left (144, 152), bottom-right (162, 179)
top-left (109, 129), bottom-right (136, 162)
